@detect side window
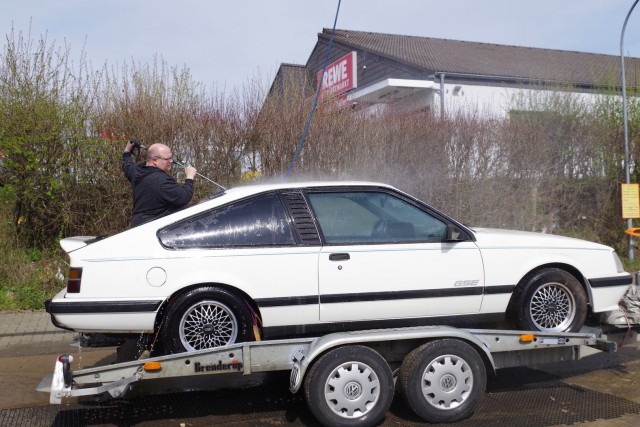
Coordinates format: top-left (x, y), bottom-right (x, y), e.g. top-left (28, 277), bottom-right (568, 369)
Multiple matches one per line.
top-left (158, 194), bottom-right (295, 248)
top-left (307, 191), bottom-right (446, 244)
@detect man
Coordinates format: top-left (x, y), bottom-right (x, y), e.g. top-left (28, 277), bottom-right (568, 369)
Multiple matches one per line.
top-left (122, 141), bottom-right (197, 227)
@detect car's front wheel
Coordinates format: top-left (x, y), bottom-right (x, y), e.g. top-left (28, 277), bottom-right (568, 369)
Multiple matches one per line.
top-left (161, 286), bottom-right (255, 354)
top-left (510, 268), bottom-right (587, 333)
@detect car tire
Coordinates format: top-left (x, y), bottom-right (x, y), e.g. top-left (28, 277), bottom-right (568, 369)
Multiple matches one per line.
top-left (161, 286), bottom-right (255, 354)
top-left (303, 345), bottom-right (394, 427)
top-left (399, 339), bottom-right (486, 423)
top-left (510, 268), bottom-right (587, 333)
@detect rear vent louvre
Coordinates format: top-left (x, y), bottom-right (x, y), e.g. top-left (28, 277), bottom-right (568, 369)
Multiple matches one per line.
top-left (282, 192), bottom-right (321, 245)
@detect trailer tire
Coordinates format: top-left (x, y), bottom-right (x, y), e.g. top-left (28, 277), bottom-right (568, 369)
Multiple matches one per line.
top-left (161, 286), bottom-right (254, 354)
top-left (511, 268), bottom-right (587, 332)
top-left (304, 345), bottom-right (394, 427)
top-left (399, 339), bottom-right (486, 423)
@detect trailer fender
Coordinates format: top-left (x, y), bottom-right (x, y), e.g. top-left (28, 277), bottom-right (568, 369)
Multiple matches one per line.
top-left (289, 326), bottom-right (495, 394)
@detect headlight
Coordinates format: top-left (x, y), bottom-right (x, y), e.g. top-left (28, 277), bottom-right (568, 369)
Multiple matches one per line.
top-left (613, 251), bottom-right (625, 273)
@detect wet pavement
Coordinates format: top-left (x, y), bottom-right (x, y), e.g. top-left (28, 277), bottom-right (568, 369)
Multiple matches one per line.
top-left (1, 310), bottom-right (640, 426)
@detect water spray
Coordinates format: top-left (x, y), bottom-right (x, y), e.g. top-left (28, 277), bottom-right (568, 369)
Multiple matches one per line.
top-left (131, 140), bottom-right (226, 191)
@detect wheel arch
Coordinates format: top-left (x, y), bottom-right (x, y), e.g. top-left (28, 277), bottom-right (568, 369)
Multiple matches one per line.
top-left (154, 282), bottom-right (262, 335)
top-left (457, 338), bottom-right (495, 378)
top-left (506, 262), bottom-right (592, 317)
top-left (368, 337), bottom-right (495, 376)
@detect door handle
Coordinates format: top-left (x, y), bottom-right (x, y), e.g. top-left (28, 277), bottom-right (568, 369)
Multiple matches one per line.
top-left (329, 253), bottom-right (350, 261)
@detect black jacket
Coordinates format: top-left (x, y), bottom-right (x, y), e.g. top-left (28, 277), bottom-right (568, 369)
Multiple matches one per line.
top-left (122, 152), bottom-right (194, 227)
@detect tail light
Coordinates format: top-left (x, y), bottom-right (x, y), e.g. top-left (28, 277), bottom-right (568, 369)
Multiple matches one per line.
top-left (66, 267), bottom-right (82, 293)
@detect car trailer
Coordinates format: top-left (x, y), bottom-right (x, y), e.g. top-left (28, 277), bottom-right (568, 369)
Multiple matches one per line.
top-left (42, 325), bottom-right (621, 427)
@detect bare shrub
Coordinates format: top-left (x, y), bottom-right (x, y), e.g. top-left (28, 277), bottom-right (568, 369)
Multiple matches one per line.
top-left (0, 27), bottom-right (93, 246)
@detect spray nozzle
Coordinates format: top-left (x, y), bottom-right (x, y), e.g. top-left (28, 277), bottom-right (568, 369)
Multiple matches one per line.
top-left (128, 139), bottom-right (226, 191)
top-left (130, 139), bottom-right (148, 150)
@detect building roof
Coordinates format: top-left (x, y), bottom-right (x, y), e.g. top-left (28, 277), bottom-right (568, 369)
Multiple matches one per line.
top-left (269, 63), bottom-right (314, 97)
top-left (318, 28), bottom-right (640, 89)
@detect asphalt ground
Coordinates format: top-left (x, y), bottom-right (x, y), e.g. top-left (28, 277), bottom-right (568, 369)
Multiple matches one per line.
top-left (1, 310), bottom-right (640, 426)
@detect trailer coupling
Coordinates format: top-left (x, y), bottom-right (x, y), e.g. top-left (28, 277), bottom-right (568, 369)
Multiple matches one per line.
top-left (49, 353), bottom-right (139, 404)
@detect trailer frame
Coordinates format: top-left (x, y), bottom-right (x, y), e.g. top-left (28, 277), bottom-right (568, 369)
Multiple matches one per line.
top-left (42, 325), bottom-right (618, 426)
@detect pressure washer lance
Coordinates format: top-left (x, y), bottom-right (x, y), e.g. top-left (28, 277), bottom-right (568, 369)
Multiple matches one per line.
top-left (131, 140), bottom-right (226, 191)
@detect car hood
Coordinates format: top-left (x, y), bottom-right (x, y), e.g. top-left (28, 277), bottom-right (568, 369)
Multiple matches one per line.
top-left (471, 227), bottom-right (611, 251)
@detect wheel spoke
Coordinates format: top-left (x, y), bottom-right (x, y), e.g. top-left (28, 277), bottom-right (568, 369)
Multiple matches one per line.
top-left (179, 300), bottom-right (238, 351)
top-left (530, 282), bottom-right (575, 331)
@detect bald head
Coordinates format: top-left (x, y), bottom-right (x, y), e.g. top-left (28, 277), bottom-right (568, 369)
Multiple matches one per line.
top-left (146, 143), bottom-right (169, 159)
top-left (146, 143), bottom-right (173, 172)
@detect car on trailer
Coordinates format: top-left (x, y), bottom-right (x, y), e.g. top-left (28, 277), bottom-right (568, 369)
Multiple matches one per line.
top-left (45, 181), bottom-right (632, 354)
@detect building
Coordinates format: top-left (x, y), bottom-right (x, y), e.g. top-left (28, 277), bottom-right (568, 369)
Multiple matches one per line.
top-left (271, 28), bottom-right (640, 117)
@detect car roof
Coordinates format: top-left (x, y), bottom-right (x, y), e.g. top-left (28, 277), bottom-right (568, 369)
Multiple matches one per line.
top-left (219, 180), bottom-right (394, 199)
top-left (119, 180), bottom-right (399, 233)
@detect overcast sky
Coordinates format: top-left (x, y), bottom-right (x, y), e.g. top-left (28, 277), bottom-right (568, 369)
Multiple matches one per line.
top-left (3, 0), bottom-right (640, 92)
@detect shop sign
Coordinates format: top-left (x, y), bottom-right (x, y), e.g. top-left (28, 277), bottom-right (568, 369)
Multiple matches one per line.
top-left (317, 51), bottom-right (357, 101)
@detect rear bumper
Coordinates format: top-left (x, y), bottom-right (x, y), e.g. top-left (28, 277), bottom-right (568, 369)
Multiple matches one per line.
top-left (45, 298), bottom-right (74, 331)
top-left (46, 300), bottom-right (163, 314)
top-left (45, 290), bottom-right (163, 333)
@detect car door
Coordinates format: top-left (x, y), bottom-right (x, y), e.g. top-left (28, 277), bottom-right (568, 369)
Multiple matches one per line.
top-left (306, 189), bottom-right (484, 322)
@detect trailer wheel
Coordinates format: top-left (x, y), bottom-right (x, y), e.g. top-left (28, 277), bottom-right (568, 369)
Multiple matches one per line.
top-left (399, 339), bottom-right (486, 423)
top-left (161, 286), bottom-right (253, 354)
top-left (511, 268), bottom-right (587, 332)
top-left (304, 345), bottom-right (394, 427)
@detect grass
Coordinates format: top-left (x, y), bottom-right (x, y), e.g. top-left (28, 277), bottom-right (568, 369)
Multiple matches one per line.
top-left (623, 257), bottom-right (640, 274)
top-left (0, 187), bottom-right (65, 310)
top-left (0, 244), bottom-right (64, 310)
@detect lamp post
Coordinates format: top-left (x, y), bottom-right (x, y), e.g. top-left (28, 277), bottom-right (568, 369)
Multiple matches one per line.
top-left (622, 0), bottom-right (639, 260)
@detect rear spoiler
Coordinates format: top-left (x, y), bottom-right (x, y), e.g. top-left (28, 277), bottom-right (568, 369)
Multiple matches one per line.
top-left (59, 236), bottom-right (106, 253)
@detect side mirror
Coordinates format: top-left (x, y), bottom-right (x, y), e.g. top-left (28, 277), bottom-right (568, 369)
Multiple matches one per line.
top-left (446, 224), bottom-right (467, 241)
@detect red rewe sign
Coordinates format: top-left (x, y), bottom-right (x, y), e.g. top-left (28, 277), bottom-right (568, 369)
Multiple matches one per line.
top-left (317, 51), bottom-right (357, 101)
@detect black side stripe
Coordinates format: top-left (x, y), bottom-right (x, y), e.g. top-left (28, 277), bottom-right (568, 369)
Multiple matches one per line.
top-left (255, 295), bottom-right (319, 307)
top-left (483, 285), bottom-right (516, 295)
top-left (320, 288), bottom-right (484, 304)
top-left (589, 276), bottom-right (633, 288)
top-left (255, 286), bottom-right (518, 308)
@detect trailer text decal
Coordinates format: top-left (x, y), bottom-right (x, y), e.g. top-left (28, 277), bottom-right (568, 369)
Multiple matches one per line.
top-left (194, 360), bottom-right (243, 373)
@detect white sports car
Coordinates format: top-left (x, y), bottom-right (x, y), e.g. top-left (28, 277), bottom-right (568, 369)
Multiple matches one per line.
top-left (46, 181), bottom-right (632, 353)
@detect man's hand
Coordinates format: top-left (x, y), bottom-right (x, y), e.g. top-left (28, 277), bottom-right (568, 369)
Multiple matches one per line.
top-left (125, 140), bottom-right (143, 153)
top-left (184, 166), bottom-right (197, 180)
top-left (124, 140), bottom-right (135, 153)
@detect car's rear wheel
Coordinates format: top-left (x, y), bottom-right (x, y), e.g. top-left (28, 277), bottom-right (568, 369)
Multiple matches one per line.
top-left (510, 268), bottom-right (587, 332)
top-left (161, 286), bottom-right (255, 354)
